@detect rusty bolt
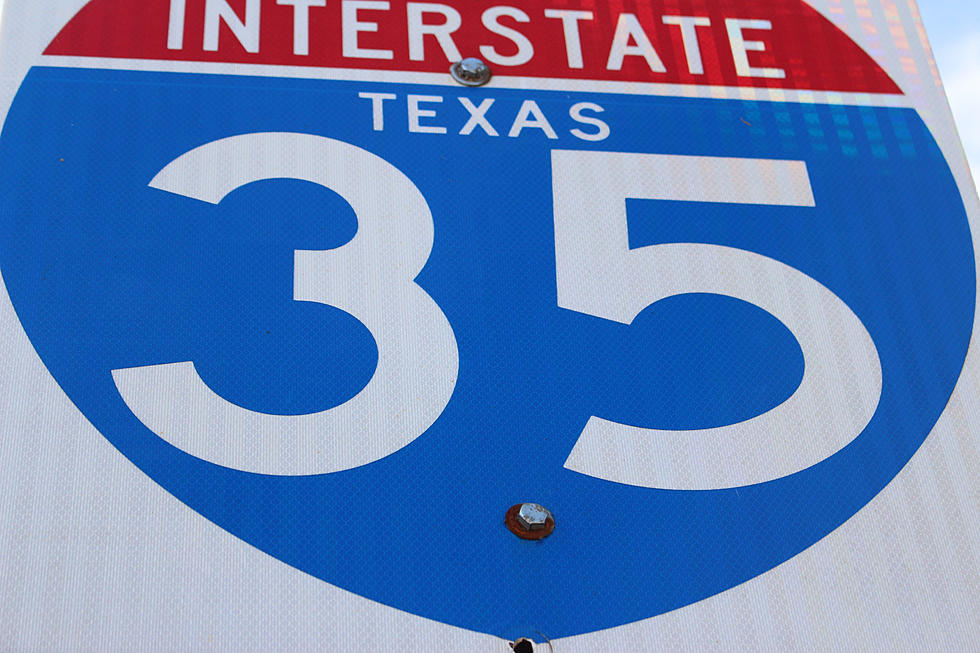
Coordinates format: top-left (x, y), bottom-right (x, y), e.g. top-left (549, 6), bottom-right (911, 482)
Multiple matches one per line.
top-left (511, 638), bottom-right (535, 653)
top-left (505, 503), bottom-right (555, 540)
top-left (517, 503), bottom-right (551, 531)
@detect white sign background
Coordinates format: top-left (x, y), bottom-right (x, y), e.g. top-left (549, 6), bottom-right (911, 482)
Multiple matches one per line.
top-left (0, 1), bottom-right (977, 650)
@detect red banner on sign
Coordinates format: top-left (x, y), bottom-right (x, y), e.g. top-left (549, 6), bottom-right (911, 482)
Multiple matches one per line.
top-left (45, 0), bottom-right (900, 94)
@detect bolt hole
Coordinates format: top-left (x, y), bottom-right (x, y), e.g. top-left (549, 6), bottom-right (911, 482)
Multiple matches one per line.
top-left (511, 638), bottom-right (534, 653)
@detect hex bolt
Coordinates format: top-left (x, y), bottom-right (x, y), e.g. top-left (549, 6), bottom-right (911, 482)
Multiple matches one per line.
top-left (505, 503), bottom-right (555, 540)
top-left (450, 57), bottom-right (492, 86)
top-left (517, 503), bottom-right (551, 531)
top-left (511, 638), bottom-right (535, 653)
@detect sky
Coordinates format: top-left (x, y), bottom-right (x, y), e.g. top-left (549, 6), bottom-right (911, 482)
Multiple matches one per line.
top-left (919, 0), bottom-right (980, 189)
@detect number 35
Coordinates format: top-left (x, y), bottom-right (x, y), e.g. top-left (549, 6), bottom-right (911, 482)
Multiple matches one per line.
top-left (113, 133), bottom-right (881, 489)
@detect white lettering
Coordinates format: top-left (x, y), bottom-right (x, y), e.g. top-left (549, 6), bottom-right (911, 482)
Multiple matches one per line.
top-left (278, 0), bottom-right (327, 56)
top-left (479, 6), bottom-right (533, 67)
top-left (508, 100), bottom-right (557, 139)
top-left (408, 94), bottom-right (447, 133)
top-left (725, 18), bottom-right (786, 79)
top-left (458, 97), bottom-right (498, 136)
top-left (115, 133), bottom-right (459, 476)
top-left (407, 3), bottom-right (462, 62)
top-left (543, 9), bottom-right (593, 69)
top-left (168, 0), bottom-right (186, 50)
top-left (357, 91), bottom-right (608, 140)
top-left (606, 13), bottom-right (666, 73)
top-left (662, 15), bottom-right (711, 75)
top-left (343, 1), bottom-right (393, 59)
top-left (204, 0), bottom-right (261, 53)
top-left (569, 102), bottom-right (609, 141)
top-left (358, 92), bottom-right (397, 131)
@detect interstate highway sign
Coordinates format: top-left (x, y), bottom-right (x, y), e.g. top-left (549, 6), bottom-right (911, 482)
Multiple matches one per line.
top-left (1, 0), bottom-right (979, 649)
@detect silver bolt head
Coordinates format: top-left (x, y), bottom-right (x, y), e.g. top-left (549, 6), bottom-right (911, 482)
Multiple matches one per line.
top-left (517, 503), bottom-right (551, 531)
top-left (450, 57), bottom-right (492, 86)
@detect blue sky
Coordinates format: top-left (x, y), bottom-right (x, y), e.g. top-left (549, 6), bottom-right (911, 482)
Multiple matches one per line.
top-left (919, 0), bottom-right (980, 187)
